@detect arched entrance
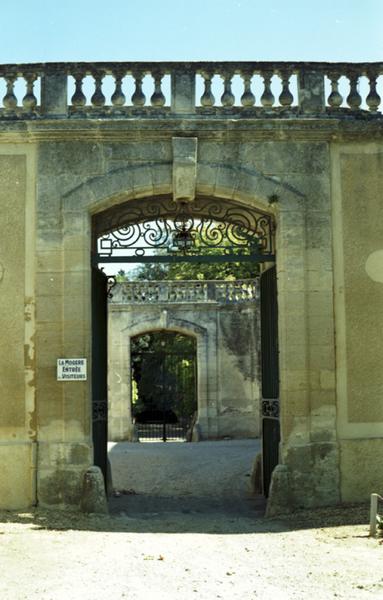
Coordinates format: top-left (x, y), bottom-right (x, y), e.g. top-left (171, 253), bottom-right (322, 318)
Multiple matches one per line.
top-left (91, 194), bottom-right (278, 497)
top-left (131, 330), bottom-right (197, 442)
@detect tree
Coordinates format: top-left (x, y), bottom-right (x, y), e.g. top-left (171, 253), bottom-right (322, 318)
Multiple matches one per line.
top-left (131, 256), bottom-right (258, 281)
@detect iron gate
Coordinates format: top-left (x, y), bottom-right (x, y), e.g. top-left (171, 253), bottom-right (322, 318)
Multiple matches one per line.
top-left (260, 265), bottom-right (280, 497)
top-left (91, 267), bottom-right (108, 486)
top-left (132, 342), bottom-right (197, 442)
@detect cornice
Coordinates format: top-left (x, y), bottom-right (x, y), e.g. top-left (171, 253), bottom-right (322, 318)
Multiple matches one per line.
top-left (0, 116), bottom-right (381, 144)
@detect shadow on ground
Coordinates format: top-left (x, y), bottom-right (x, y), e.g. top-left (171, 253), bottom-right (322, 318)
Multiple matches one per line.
top-left (108, 490), bottom-right (266, 518)
top-left (0, 502), bottom-right (369, 536)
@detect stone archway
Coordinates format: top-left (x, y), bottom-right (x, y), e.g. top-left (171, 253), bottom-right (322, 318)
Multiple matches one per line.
top-left (108, 317), bottom-right (210, 442)
top-left (55, 152), bottom-right (339, 512)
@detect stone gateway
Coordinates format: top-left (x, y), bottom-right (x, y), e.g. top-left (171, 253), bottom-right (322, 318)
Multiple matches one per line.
top-left (0, 61), bottom-right (382, 512)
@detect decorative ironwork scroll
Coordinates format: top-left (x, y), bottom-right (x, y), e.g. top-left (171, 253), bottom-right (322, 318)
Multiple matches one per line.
top-left (262, 399), bottom-right (279, 418)
top-left (93, 196), bottom-right (275, 263)
top-left (106, 275), bottom-right (117, 298)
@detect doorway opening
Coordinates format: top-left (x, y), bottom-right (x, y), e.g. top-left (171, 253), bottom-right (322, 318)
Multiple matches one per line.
top-left (131, 331), bottom-right (197, 442)
top-left (91, 194), bottom-right (279, 510)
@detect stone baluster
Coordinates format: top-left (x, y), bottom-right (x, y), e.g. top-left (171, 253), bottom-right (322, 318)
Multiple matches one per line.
top-left (207, 281), bottom-right (216, 301)
top-left (111, 71), bottom-right (126, 107)
top-left (278, 71), bottom-right (294, 107)
top-left (346, 73), bottom-right (362, 110)
top-left (22, 74), bottom-right (38, 112)
top-left (159, 283), bottom-right (168, 302)
top-left (151, 71), bottom-right (166, 107)
top-left (327, 73), bottom-right (343, 108)
top-left (240, 71), bottom-right (255, 107)
top-left (91, 72), bottom-right (106, 107)
top-left (168, 284), bottom-right (175, 302)
top-left (260, 71), bottom-right (275, 108)
top-left (132, 71), bottom-right (146, 107)
top-left (148, 283), bottom-right (156, 301)
top-left (199, 282), bottom-right (207, 301)
top-left (3, 75), bottom-right (18, 113)
top-left (220, 72), bottom-right (235, 107)
top-left (228, 282), bottom-right (235, 302)
top-left (366, 73), bottom-right (381, 113)
top-left (71, 72), bottom-right (87, 108)
top-left (200, 71), bottom-right (215, 107)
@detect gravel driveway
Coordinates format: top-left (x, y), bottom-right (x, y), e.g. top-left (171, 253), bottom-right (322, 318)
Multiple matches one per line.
top-left (108, 439), bottom-right (262, 516)
top-left (0, 504), bottom-right (381, 600)
top-left (0, 440), bottom-right (381, 599)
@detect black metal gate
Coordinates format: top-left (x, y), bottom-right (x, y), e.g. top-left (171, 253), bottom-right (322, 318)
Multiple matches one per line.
top-left (260, 265), bottom-right (280, 496)
top-left (91, 267), bottom-right (108, 486)
top-left (132, 341), bottom-right (197, 442)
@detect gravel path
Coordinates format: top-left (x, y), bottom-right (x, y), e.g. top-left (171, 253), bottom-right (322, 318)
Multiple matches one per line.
top-left (108, 439), bottom-right (262, 516)
top-left (0, 505), bottom-right (381, 600)
top-left (0, 441), bottom-right (381, 599)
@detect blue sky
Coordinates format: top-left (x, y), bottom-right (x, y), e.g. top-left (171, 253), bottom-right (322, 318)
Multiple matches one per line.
top-left (1, 0), bottom-right (382, 63)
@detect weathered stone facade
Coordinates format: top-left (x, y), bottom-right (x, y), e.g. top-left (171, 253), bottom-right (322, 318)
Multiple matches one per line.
top-left (108, 280), bottom-right (260, 441)
top-left (0, 61), bottom-right (382, 511)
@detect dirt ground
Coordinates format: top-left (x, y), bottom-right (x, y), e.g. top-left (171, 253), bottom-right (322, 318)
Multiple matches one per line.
top-left (0, 440), bottom-right (382, 600)
top-left (108, 439), bottom-right (262, 515)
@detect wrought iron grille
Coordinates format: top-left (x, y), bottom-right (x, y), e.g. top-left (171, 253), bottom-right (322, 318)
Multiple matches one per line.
top-left (93, 196), bottom-right (275, 264)
top-left (136, 422), bottom-right (188, 442)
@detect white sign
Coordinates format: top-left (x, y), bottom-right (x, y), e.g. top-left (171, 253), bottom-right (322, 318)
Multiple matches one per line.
top-left (57, 358), bottom-right (87, 381)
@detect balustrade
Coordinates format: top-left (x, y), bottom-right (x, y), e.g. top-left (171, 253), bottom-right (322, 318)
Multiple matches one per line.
top-left (0, 66), bottom-right (41, 116)
top-left (111, 279), bottom-right (259, 305)
top-left (0, 62), bottom-right (381, 118)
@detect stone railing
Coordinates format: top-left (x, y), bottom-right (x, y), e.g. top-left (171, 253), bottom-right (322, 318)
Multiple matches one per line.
top-left (0, 61), bottom-right (381, 119)
top-left (110, 279), bottom-right (259, 305)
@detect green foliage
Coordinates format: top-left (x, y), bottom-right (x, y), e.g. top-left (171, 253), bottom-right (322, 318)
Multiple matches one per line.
top-left (131, 332), bottom-right (197, 420)
top-left (133, 258), bottom-right (258, 281)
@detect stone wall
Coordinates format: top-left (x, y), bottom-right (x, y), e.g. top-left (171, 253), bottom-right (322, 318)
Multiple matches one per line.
top-left (108, 281), bottom-right (260, 441)
top-left (0, 60), bottom-right (381, 510)
top-left (0, 146), bottom-right (36, 509)
top-left (332, 143), bottom-right (383, 502)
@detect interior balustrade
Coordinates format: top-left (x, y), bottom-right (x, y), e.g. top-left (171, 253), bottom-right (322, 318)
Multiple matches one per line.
top-left (109, 279), bottom-right (259, 305)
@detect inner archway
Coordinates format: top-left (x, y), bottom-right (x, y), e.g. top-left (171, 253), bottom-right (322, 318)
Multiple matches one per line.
top-left (131, 330), bottom-right (197, 442)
